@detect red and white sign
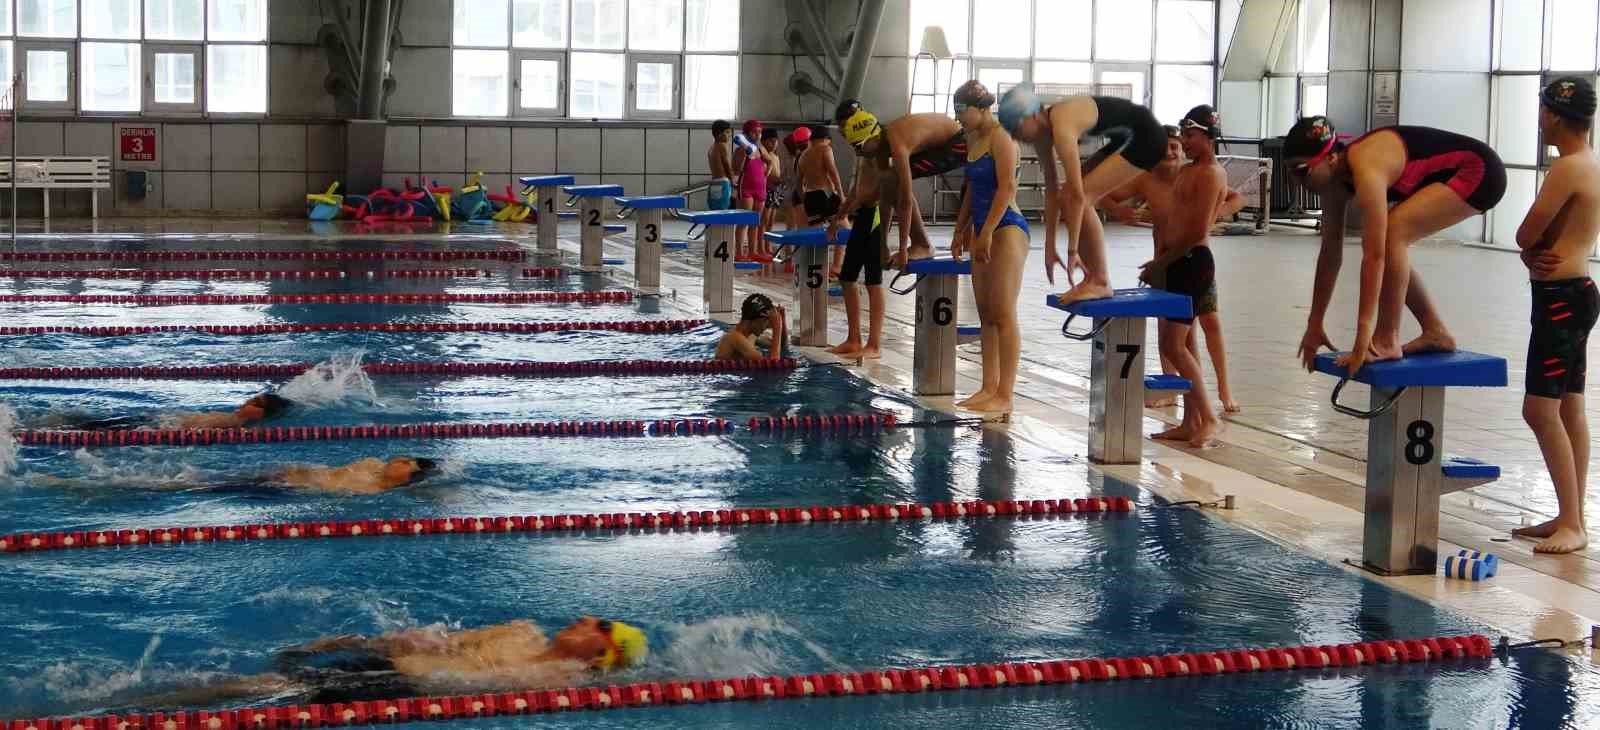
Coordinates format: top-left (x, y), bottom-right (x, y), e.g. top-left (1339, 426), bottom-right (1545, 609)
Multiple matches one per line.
top-left (119, 127), bottom-right (157, 162)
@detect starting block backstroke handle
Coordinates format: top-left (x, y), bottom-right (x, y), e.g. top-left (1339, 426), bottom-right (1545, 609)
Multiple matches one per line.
top-left (1330, 377), bottom-right (1407, 420)
top-left (889, 271), bottom-right (920, 296)
top-left (685, 223), bottom-right (705, 240)
top-left (1060, 313), bottom-right (1111, 342)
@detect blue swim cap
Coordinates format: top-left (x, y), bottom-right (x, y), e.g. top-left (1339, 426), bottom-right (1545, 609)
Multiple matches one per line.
top-left (997, 85), bottom-right (1041, 135)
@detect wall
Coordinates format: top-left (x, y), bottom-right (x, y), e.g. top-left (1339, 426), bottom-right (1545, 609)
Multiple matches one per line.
top-left (5, 0), bottom-right (916, 216)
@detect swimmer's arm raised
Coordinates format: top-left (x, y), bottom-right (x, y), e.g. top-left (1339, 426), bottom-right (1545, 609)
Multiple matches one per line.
top-left (1517, 159), bottom-right (1576, 249)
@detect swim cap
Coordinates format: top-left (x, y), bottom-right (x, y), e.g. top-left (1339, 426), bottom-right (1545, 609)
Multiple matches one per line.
top-left (953, 79), bottom-right (996, 110)
top-left (834, 99), bottom-right (863, 124)
top-left (742, 120), bottom-right (763, 137)
top-left (1163, 125), bottom-right (1181, 139)
top-left (997, 85), bottom-right (1042, 134)
top-left (410, 457), bottom-right (439, 479)
top-left (598, 620), bottom-right (648, 670)
top-left (741, 293), bottom-right (775, 321)
top-left (1180, 104), bottom-right (1221, 139)
top-left (808, 124), bottom-right (831, 142)
top-left (248, 393), bottom-right (292, 419)
top-left (1542, 76), bottom-right (1597, 121)
top-left (791, 126), bottom-right (812, 144)
top-left (842, 109), bottom-right (881, 146)
top-left (1282, 116), bottom-right (1337, 159)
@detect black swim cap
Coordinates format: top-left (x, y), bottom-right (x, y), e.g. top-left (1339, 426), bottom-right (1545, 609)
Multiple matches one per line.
top-left (1542, 76), bottom-right (1597, 121)
top-left (410, 457), bottom-right (439, 480)
top-left (808, 124), bottom-right (831, 142)
top-left (1180, 104), bottom-right (1221, 139)
top-left (741, 293), bottom-right (775, 321)
top-left (834, 99), bottom-right (863, 124)
top-left (250, 393), bottom-right (292, 419)
top-left (1282, 116), bottom-right (1337, 159)
top-left (953, 79), bottom-right (996, 109)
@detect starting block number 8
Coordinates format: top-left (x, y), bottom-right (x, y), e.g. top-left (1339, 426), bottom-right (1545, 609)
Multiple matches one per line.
top-left (1405, 420), bottom-right (1436, 466)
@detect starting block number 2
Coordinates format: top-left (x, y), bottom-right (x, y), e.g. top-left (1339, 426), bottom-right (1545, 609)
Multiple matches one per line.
top-left (916, 295), bottom-right (954, 326)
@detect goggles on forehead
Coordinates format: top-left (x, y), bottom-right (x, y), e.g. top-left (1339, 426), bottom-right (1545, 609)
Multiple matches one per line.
top-left (1292, 135), bottom-right (1339, 178)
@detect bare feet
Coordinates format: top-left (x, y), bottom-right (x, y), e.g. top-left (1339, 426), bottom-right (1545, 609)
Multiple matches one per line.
top-left (958, 389), bottom-right (996, 407)
top-left (1152, 424), bottom-right (1192, 441)
top-left (859, 347), bottom-right (881, 360)
top-left (828, 341), bottom-right (862, 357)
top-left (1145, 395), bottom-right (1178, 408)
top-left (1054, 281), bottom-right (1115, 306)
top-left (1187, 418), bottom-right (1220, 448)
top-left (1403, 329), bottom-right (1457, 356)
top-left (1512, 518), bottom-right (1561, 539)
top-left (1534, 526), bottom-right (1589, 554)
top-left (890, 245), bottom-right (936, 269)
top-left (961, 394), bottom-right (1013, 413)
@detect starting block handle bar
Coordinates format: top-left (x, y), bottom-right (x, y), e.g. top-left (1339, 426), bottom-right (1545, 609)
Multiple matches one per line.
top-left (1330, 377), bottom-right (1407, 420)
top-left (685, 223), bottom-right (705, 240)
top-left (888, 271), bottom-right (920, 296)
top-left (1061, 313), bottom-right (1111, 342)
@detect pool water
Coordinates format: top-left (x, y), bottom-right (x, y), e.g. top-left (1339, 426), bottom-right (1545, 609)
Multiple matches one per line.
top-left (1, 241), bottom-right (1596, 729)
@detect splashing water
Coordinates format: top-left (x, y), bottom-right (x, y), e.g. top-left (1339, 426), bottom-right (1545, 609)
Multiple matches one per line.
top-left (650, 613), bottom-right (847, 679)
top-left (0, 402), bottom-right (18, 478)
top-left (276, 350), bottom-right (380, 407)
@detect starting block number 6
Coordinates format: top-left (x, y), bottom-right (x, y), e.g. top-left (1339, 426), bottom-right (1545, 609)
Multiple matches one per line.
top-left (916, 295), bottom-right (954, 326)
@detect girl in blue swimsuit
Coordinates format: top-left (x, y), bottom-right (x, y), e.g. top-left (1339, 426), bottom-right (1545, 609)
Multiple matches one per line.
top-left (954, 80), bottom-right (1030, 414)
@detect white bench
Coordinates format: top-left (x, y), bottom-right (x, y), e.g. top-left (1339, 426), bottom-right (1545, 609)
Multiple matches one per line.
top-left (0, 157), bottom-right (113, 218)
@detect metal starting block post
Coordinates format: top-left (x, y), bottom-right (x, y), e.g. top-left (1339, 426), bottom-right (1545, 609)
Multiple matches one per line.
top-left (1047, 288), bottom-right (1192, 465)
top-left (615, 195), bottom-right (685, 296)
top-left (1315, 351), bottom-right (1507, 575)
top-left (562, 184), bottom-right (624, 272)
top-left (764, 226), bottom-right (848, 346)
top-left (518, 175), bottom-right (574, 254)
top-left (900, 258), bottom-right (972, 396)
top-left (679, 209), bottom-right (758, 315)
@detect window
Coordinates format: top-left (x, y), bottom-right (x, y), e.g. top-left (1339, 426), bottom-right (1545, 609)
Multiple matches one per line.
top-left (629, 0), bottom-right (682, 52)
top-left (1154, 64), bottom-right (1214, 125)
top-left (685, 0), bottom-right (736, 52)
top-left (906, 0), bottom-right (968, 56)
top-left (1298, 76), bottom-right (1326, 116)
top-left (1035, 0), bottom-right (1091, 59)
top-left (1496, 0), bottom-right (1542, 71)
top-left (572, 0), bottom-right (625, 49)
top-left (82, 0), bottom-right (139, 39)
top-left (1099, 69), bottom-right (1146, 105)
top-left (1157, 0), bottom-right (1214, 63)
top-left (206, 43), bottom-right (264, 113)
top-left (1034, 61), bottom-right (1092, 85)
top-left (1493, 74), bottom-right (1542, 167)
top-left (973, 0), bottom-right (1029, 59)
top-left (80, 41), bottom-right (138, 111)
top-left (0, 1), bottom-right (10, 35)
top-left (146, 0), bottom-right (202, 40)
top-left (1095, 0), bottom-right (1153, 61)
top-left (19, 42), bottom-right (73, 110)
top-left (908, 57), bottom-right (967, 114)
top-left (513, 0), bottom-right (566, 48)
top-left (975, 61), bottom-right (1026, 94)
top-left (1298, 0), bottom-right (1329, 73)
top-left (683, 53), bottom-right (735, 119)
top-left (628, 53), bottom-right (677, 117)
top-left (570, 50), bottom-right (624, 118)
top-left (1491, 169), bottom-right (1538, 249)
top-left (146, 43), bottom-right (199, 111)
top-left (456, 0), bottom-right (510, 47)
top-left (515, 51), bottom-right (564, 115)
top-left (1548, 0), bottom-right (1598, 70)
top-left (19, 0), bottom-right (75, 37)
top-left (454, 48), bottom-right (510, 116)
top-left (207, 0), bottom-right (266, 42)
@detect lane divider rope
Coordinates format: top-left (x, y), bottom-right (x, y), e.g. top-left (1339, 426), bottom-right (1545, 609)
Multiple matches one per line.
top-left (0, 292), bottom-right (631, 306)
top-left (1, 269), bottom-right (487, 280)
top-left (0, 495), bottom-right (1136, 554)
top-left (0, 319), bottom-right (705, 337)
top-left (0, 358), bottom-right (800, 381)
top-left (0, 250), bottom-right (526, 262)
top-left (521, 267), bottom-right (564, 278)
top-left (0, 634), bottom-right (1493, 727)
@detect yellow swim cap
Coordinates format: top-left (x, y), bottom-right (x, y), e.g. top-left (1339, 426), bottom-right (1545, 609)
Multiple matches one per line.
top-left (599, 620), bottom-right (649, 670)
top-left (842, 109), bottom-right (881, 146)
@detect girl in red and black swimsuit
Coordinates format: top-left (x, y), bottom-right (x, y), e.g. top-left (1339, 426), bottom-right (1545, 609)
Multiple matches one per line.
top-left (1283, 117), bottom-right (1507, 375)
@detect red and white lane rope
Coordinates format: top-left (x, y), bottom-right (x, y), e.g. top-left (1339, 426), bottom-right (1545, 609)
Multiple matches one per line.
top-left (1, 269), bottom-right (486, 280)
top-left (0, 358), bottom-right (800, 381)
top-left (0, 319), bottom-right (704, 337)
top-left (0, 250), bottom-right (525, 262)
top-left (0, 634), bottom-right (1494, 728)
top-left (0, 292), bottom-right (630, 306)
top-left (0, 495), bottom-right (1135, 554)
top-left (521, 267), bottom-right (565, 278)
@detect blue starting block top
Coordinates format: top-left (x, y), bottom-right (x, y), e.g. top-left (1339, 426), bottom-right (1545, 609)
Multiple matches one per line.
top-left (564, 184), bottom-right (625, 197)
top-left (1313, 351), bottom-right (1508, 388)
top-left (1144, 374), bottom-right (1192, 392)
top-left (520, 175), bottom-right (575, 187)
top-left (764, 227), bottom-right (848, 246)
top-left (957, 325), bottom-right (982, 337)
top-left (904, 258), bottom-right (972, 275)
top-left (602, 257), bottom-right (625, 265)
top-left (603, 224), bottom-right (627, 233)
top-left (1046, 288), bottom-right (1192, 320)
top-left (828, 286), bottom-right (843, 297)
top-left (680, 209), bottom-right (760, 225)
top-left (615, 195), bottom-right (686, 210)
top-left (662, 241), bottom-right (690, 250)
top-left (734, 261), bottom-right (764, 271)
top-left (557, 211), bottom-right (578, 220)
top-left (1442, 455), bottom-right (1501, 481)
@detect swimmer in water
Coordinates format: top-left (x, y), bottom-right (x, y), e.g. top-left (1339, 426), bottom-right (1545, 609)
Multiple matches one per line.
top-left (55, 392), bottom-right (292, 431)
top-left (714, 293), bottom-right (787, 360)
top-left (34, 456), bottom-right (439, 495)
top-left (1282, 116), bottom-right (1506, 375)
top-left (125, 617), bottom-right (648, 708)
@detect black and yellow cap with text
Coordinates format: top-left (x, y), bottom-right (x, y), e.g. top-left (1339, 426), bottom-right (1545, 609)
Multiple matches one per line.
top-left (1542, 76), bottom-right (1598, 121)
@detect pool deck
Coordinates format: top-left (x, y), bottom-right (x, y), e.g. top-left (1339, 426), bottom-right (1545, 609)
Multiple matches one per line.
top-left (7, 215), bottom-right (1600, 660)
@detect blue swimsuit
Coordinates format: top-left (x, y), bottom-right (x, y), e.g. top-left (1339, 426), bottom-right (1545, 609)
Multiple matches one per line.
top-left (964, 152), bottom-right (1029, 235)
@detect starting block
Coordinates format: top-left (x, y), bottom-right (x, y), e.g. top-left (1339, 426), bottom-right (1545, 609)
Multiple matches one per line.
top-left (616, 195), bottom-right (685, 296)
top-left (905, 257), bottom-right (972, 395)
top-left (563, 184), bottom-right (624, 272)
top-left (518, 175), bottom-right (574, 253)
top-left (680, 209), bottom-right (758, 315)
top-left (764, 226), bottom-right (848, 346)
top-left (1315, 350), bottom-right (1507, 575)
top-left (1047, 288), bottom-right (1192, 464)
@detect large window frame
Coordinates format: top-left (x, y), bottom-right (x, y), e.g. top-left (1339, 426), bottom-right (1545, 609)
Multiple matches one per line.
top-left (450, 0), bottom-right (738, 120)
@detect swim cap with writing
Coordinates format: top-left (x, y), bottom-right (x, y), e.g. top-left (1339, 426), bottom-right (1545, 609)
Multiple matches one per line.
top-left (953, 79), bottom-right (996, 109)
top-left (1542, 76), bottom-right (1597, 121)
top-left (1181, 104), bottom-right (1221, 139)
top-left (599, 620), bottom-right (648, 670)
top-left (741, 293), bottom-right (775, 321)
top-left (1282, 116), bottom-right (1337, 159)
top-left (842, 109), bottom-right (881, 146)
top-left (997, 85), bottom-right (1041, 134)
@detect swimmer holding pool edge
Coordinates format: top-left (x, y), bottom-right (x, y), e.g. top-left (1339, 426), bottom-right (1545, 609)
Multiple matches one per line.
top-left (714, 293), bottom-right (787, 361)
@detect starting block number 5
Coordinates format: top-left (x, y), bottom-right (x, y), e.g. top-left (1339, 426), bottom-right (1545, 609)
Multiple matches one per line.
top-left (805, 265), bottom-right (824, 289)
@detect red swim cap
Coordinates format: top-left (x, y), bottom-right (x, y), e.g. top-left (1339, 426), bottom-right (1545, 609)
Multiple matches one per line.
top-left (791, 126), bottom-right (812, 144)
top-left (742, 120), bottom-right (763, 136)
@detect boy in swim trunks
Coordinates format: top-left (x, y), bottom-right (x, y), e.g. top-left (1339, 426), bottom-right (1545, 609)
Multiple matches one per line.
top-left (761, 128), bottom-right (786, 238)
top-left (706, 120), bottom-right (734, 210)
top-left (1135, 105), bottom-right (1229, 448)
top-left (714, 293), bottom-right (787, 361)
top-left (828, 119), bottom-right (889, 359)
top-left (125, 617), bottom-right (647, 708)
top-left (1512, 77), bottom-right (1600, 555)
top-left (835, 100), bottom-right (966, 268)
top-left (797, 124), bottom-right (845, 273)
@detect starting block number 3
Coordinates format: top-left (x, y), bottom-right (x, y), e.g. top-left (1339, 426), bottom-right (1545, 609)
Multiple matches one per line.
top-left (916, 295), bottom-right (954, 326)
top-left (642, 224), bottom-right (659, 243)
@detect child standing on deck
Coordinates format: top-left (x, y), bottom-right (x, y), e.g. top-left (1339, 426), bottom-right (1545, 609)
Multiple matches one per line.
top-left (706, 120), bottom-right (734, 211)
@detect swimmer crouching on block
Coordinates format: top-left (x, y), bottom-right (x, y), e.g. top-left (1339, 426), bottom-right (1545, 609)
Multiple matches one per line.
top-left (714, 293), bottom-right (787, 361)
top-left (125, 617), bottom-right (648, 708)
top-left (59, 392), bottom-right (293, 431)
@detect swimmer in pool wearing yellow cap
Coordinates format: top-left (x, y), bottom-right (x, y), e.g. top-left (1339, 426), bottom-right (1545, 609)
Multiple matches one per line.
top-left (125, 617), bottom-right (648, 708)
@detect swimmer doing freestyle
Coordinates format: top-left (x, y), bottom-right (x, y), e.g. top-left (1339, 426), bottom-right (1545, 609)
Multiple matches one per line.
top-left (124, 617), bottom-right (647, 708)
top-left (56, 392), bottom-right (293, 431)
top-left (1282, 116), bottom-right (1506, 374)
top-left (34, 456), bottom-right (439, 495)
top-left (997, 86), bottom-right (1170, 305)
